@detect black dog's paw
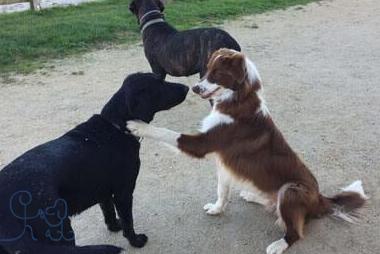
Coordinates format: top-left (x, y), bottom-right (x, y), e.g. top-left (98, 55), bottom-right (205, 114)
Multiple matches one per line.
top-left (107, 219), bottom-right (122, 232)
top-left (128, 234), bottom-right (148, 248)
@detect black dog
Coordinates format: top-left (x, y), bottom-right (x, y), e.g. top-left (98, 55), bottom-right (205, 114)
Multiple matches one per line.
top-left (0, 73), bottom-right (188, 254)
top-left (129, 0), bottom-right (241, 80)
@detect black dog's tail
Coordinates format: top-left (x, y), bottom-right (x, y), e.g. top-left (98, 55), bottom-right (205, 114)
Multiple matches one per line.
top-left (58, 245), bottom-right (123, 254)
top-left (1, 242), bottom-right (123, 254)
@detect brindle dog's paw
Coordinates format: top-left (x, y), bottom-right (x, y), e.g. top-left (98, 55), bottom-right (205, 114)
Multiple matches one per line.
top-left (106, 219), bottom-right (122, 232)
top-left (128, 233), bottom-right (148, 248)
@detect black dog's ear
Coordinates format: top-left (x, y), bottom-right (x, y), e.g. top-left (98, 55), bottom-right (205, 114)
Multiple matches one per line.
top-left (127, 93), bottom-right (154, 123)
top-left (129, 1), bottom-right (138, 15)
top-left (157, 0), bottom-right (165, 12)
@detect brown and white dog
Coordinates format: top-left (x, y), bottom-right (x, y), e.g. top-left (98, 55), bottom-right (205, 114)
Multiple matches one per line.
top-left (127, 49), bottom-right (368, 254)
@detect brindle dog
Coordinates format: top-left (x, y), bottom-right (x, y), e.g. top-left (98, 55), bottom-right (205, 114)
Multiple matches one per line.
top-left (129, 0), bottom-right (241, 80)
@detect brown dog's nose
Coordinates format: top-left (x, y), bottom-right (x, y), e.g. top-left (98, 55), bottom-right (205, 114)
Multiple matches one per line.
top-left (192, 85), bottom-right (201, 94)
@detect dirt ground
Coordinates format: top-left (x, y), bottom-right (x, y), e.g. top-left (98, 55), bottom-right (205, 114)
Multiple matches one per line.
top-left (0, 0), bottom-right (379, 253)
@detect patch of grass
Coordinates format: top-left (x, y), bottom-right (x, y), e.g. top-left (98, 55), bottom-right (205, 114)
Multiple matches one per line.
top-left (0, 0), bottom-right (316, 74)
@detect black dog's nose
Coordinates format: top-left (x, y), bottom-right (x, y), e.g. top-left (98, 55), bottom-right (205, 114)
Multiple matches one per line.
top-left (183, 86), bottom-right (190, 93)
top-left (192, 85), bottom-right (201, 94)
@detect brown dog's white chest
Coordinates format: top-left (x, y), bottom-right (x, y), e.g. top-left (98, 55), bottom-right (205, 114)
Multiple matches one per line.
top-left (215, 154), bottom-right (276, 210)
top-left (200, 108), bottom-right (234, 133)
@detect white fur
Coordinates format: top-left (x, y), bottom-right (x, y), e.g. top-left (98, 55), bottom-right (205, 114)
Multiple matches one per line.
top-left (214, 88), bottom-right (234, 103)
top-left (200, 108), bottom-right (234, 133)
top-left (256, 88), bottom-right (270, 117)
top-left (266, 239), bottom-right (289, 254)
top-left (243, 56), bottom-right (270, 117)
top-left (332, 180), bottom-right (368, 223)
top-left (127, 120), bottom-right (180, 148)
top-left (194, 78), bottom-right (235, 103)
top-left (239, 188), bottom-right (272, 207)
top-left (332, 210), bottom-right (359, 224)
top-left (274, 184), bottom-right (296, 231)
top-left (207, 156), bottom-right (276, 216)
top-left (341, 180), bottom-right (368, 199)
top-left (204, 157), bottom-right (232, 215)
top-left (195, 79), bottom-right (219, 97)
top-left (245, 57), bottom-right (262, 83)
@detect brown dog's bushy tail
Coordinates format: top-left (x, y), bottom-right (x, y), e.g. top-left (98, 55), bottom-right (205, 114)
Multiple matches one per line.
top-left (319, 180), bottom-right (368, 223)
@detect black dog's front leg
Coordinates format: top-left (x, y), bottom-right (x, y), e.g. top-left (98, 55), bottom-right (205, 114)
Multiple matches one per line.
top-left (114, 193), bottom-right (148, 248)
top-left (100, 198), bottom-right (122, 232)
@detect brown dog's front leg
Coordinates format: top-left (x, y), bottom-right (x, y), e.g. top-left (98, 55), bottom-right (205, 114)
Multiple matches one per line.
top-left (127, 121), bottom-right (215, 158)
top-left (177, 134), bottom-right (214, 158)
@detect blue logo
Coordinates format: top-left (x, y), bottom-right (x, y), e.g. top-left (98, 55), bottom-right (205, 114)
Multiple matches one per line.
top-left (0, 191), bottom-right (75, 242)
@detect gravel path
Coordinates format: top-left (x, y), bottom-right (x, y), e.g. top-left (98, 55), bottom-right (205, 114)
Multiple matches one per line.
top-left (0, 0), bottom-right (379, 253)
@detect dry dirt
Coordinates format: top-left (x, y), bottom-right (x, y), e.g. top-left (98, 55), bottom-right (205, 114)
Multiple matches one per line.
top-left (0, 0), bottom-right (379, 253)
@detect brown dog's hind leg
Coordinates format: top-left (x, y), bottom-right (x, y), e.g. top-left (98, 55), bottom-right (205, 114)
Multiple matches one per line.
top-left (267, 183), bottom-right (310, 254)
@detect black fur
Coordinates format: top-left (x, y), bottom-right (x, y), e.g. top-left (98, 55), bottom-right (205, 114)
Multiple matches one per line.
top-left (130, 0), bottom-right (242, 79)
top-left (0, 73), bottom-right (189, 254)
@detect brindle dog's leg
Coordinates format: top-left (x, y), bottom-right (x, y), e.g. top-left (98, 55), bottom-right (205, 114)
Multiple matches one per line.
top-left (100, 198), bottom-right (122, 232)
top-left (150, 62), bottom-right (167, 80)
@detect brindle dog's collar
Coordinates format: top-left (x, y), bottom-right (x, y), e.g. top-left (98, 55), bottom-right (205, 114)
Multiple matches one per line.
top-left (141, 18), bottom-right (165, 34)
top-left (139, 10), bottom-right (161, 24)
top-left (139, 10), bottom-right (165, 34)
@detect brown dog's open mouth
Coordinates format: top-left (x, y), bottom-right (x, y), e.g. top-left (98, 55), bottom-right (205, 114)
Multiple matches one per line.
top-left (200, 87), bottom-right (221, 99)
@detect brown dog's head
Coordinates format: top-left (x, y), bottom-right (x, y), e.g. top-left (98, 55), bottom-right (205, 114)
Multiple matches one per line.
top-left (129, 0), bottom-right (165, 21)
top-left (192, 49), bottom-right (262, 101)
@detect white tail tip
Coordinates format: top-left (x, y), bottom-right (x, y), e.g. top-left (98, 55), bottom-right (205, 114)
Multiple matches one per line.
top-left (341, 180), bottom-right (369, 200)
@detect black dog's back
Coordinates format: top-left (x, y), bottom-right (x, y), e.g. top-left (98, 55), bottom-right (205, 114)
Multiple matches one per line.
top-left (0, 116), bottom-right (135, 254)
top-left (0, 73), bottom-right (188, 254)
top-left (0, 116), bottom-right (139, 214)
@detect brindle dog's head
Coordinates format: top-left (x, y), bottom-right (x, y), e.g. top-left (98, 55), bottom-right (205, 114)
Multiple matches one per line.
top-left (129, 0), bottom-right (165, 23)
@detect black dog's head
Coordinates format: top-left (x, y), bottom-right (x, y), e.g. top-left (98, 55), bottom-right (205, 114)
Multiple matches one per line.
top-left (101, 73), bottom-right (188, 128)
top-left (129, 0), bottom-right (165, 21)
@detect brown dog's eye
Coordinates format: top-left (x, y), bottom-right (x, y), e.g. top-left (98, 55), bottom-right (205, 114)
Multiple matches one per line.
top-left (207, 71), bottom-right (217, 83)
top-left (214, 71), bottom-right (227, 81)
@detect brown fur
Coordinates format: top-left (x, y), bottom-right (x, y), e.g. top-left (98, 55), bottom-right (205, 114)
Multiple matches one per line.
top-left (177, 49), bottom-right (367, 249)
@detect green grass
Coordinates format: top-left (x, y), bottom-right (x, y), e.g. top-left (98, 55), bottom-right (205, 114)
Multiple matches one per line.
top-left (0, 0), bottom-right (316, 74)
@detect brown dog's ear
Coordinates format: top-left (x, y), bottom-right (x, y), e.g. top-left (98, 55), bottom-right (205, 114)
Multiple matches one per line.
top-left (206, 50), bottom-right (222, 71)
top-left (129, 1), bottom-right (138, 15)
top-left (157, 0), bottom-right (165, 12)
top-left (229, 54), bottom-right (247, 85)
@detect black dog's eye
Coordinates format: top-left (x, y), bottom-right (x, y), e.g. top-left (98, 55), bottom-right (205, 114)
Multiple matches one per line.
top-left (138, 88), bottom-right (156, 100)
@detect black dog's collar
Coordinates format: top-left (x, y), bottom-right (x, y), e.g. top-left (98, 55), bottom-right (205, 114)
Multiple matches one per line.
top-left (98, 115), bottom-right (141, 142)
top-left (112, 122), bottom-right (142, 142)
top-left (139, 10), bottom-right (165, 34)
